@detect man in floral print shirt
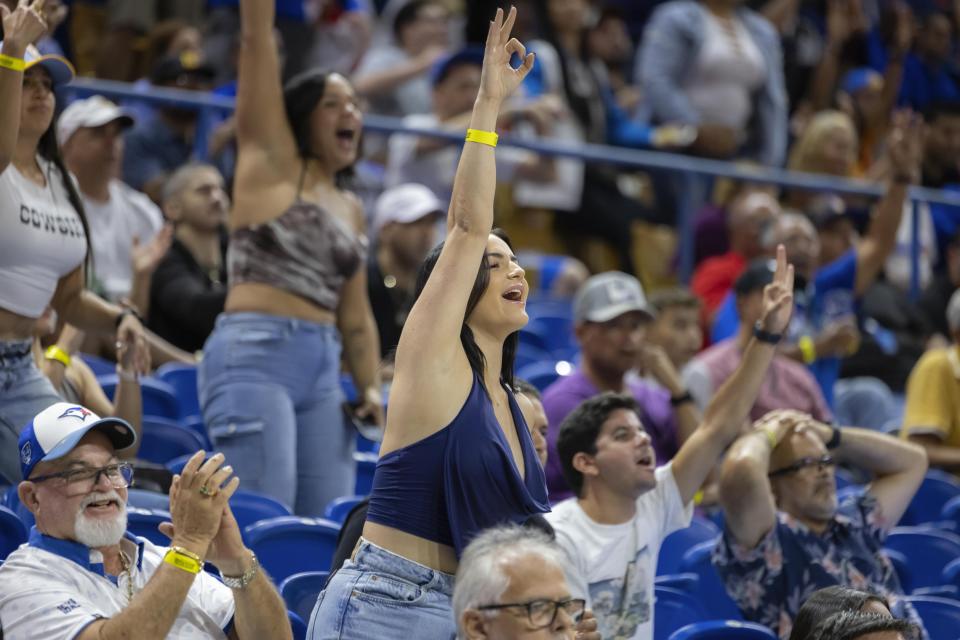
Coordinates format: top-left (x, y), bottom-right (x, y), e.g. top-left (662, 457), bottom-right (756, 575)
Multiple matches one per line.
top-left (713, 411), bottom-right (929, 639)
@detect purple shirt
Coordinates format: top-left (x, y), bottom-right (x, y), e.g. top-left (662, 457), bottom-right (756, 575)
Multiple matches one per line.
top-left (542, 369), bottom-right (680, 502)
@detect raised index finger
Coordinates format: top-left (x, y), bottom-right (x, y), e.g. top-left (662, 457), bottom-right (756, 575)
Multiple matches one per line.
top-left (773, 244), bottom-right (786, 284)
top-left (30, 0), bottom-right (46, 14)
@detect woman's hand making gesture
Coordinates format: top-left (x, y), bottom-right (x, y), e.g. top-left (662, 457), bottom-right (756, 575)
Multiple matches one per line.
top-left (478, 6), bottom-right (535, 105)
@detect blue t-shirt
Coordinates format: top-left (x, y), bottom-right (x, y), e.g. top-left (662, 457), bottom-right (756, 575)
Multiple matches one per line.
top-left (711, 250), bottom-right (858, 407)
top-left (898, 53), bottom-right (960, 113)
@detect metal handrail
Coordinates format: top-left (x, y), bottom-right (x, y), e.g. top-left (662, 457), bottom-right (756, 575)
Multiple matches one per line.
top-left (67, 77), bottom-right (957, 291)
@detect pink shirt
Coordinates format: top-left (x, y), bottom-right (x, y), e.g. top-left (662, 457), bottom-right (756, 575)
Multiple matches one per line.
top-left (683, 338), bottom-right (832, 423)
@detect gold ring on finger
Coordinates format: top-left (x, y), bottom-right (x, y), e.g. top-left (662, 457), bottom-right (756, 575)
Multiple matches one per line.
top-left (198, 484), bottom-right (215, 497)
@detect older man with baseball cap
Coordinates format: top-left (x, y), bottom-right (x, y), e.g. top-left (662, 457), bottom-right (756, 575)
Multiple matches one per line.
top-left (59, 95), bottom-right (168, 303)
top-left (367, 183), bottom-right (442, 359)
top-left (0, 402), bottom-right (290, 640)
top-left (541, 272), bottom-right (700, 501)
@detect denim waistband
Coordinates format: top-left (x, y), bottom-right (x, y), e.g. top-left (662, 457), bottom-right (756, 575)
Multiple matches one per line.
top-left (353, 538), bottom-right (455, 597)
top-left (0, 339), bottom-right (33, 367)
top-left (214, 311), bottom-right (338, 335)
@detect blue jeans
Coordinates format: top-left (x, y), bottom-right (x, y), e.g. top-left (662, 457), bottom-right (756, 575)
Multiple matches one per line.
top-left (308, 538), bottom-right (456, 640)
top-left (0, 340), bottom-right (62, 483)
top-left (198, 313), bottom-right (355, 516)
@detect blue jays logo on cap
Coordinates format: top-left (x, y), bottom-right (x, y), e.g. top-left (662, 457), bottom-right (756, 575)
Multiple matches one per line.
top-left (20, 441), bottom-right (31, 466)
top-left (58, 406), bottom-right (92, 422)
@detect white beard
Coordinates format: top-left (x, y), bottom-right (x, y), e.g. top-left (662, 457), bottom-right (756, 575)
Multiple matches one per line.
top-left (73, 491), bottom-right (128, 548)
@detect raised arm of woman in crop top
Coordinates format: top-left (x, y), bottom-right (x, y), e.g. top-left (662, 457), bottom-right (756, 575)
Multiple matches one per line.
top-left (388, 8), bottom-right (535, 438)
top-left (0, 0), bottom-right (49, 172)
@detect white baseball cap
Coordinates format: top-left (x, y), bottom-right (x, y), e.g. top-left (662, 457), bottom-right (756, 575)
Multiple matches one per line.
top-left (19, 403), bottom-right (136, 480)
top-left (373, 184), bottom-right (443, 233)
top-left (57, 95), bottom-right (135, 145)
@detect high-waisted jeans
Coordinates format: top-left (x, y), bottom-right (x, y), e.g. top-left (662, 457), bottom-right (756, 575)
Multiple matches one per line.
top-left (198, 313), bottom-right (355, 516)
top-left (308, 538), bottom-right (457, 640)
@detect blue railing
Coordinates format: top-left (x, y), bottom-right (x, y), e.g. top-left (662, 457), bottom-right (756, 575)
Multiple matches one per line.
top-left (67, 77), bottom-right (960, 294)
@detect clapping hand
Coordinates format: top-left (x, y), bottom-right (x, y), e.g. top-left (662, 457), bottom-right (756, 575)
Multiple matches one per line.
top-left (478, 7), bottom-right (535, 104)
top-left (1, 0), bottom-right (48, 50)
top-left (757, 245), bottom-right (795, 336)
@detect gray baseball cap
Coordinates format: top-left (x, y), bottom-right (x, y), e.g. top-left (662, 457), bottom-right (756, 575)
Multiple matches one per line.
top-left (573, 272), bottom-right (656, 324)
top-left (948, 289), bottom-right (960, 333)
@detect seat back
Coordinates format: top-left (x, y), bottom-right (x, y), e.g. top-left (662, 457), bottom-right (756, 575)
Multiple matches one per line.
top-left (0, 505), bottom-right (27, 560)
top-left (526, 315), bottom-right (576, 353)
top-left (288, 610), bottom-right (307, 640)
top-left (657, 517), bottom-right (720, 575)
top-left (98, 374), bottom-right (181, 420)
top-left (354, 453), bottom-right (377, 496)
top-left (231, 490), bottom-right (292, 535)
top-left (3, 486), bottom-right (34, 529)
top-left (654, 586), bottom-right (708, 640)
top-left (280, 571), bottom-right (330, 622)
top-left (668, 620), bottom-right (778, 640)
top-left (516, 360), bottom-right (572, 392)
top-left (245, 516), bottom-right (341, 582)
top-left (884, 527), bottom-right (960, 589)
top-left (323, 495), bottom-right (365, 524)
top-left (139, 418), bottom-right (207, 465)
top-left (678, 540), bottom-right (743, 620)
top-left (904, 595), bottom-right (960, 640)
top-left (127, 488), bottom-right (171, 511)
top-left (156, 363), bottom-right (201, 420)
top-left (900, 470), bottom-right (960, 526)
top-left (126, 507), bottom-right (172, 546)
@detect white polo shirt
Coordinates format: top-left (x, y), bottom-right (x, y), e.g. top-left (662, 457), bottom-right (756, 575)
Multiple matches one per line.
top-left (0, 529), bottom-right (235, 639)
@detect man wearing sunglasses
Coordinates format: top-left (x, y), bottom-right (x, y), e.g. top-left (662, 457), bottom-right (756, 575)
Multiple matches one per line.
top-left (714, 410), bottom-right (929, 639)
top-left (0, 402), bottom-right (291, 640)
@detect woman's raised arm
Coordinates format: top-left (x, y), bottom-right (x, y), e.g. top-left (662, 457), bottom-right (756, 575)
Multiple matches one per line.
top-left (0, 0), bottom-right (48, 172)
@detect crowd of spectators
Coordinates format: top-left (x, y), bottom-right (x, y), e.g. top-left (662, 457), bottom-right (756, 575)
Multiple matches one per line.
top-left (2, 0), bottom-right (960, 638)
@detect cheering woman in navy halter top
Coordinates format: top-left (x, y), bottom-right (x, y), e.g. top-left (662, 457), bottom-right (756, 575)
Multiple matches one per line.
top-left (309, 8), bottom-right (551, 639)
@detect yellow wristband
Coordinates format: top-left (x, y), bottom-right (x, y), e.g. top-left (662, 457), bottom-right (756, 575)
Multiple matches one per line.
top-left (44, 345), bottom-right (71, 368)
top-left (693, 490), bottom-right (704, 506)
top-left (798, 336), bottom-right (816, 365)
top-left (164, 547), bottom-right (203, 574)
top-left (465, 128), bottom-right (498, 148)
top-left (0, 54), bottom-right (26, 73)
top-left (763, 427), bottom-right (778, 449)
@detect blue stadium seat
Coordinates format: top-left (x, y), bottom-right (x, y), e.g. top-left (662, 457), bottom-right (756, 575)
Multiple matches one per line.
top-left (900, 470), bottom-right (960, 526)
top-left (515, 343), bottom-right (553, 371)
top-left (355, 430), bottom-right (380, 454)
top-left (245, 516), bottom-right (341, 582)
top-left (657, 516), bottom-right (721, 575)
top-left (526, 315), bottom-right (576, 353)
top-left (884, 527), bottom-right (960, 589)
top-left (280, 571), bottom-right (329, 622)
top-left (289, 610), bottom-right (307, 640)
top-left (524, 295), bottom-right (574, 320)
top-left (519, 325), bottom-right (552, 353)
top-left (126, 507), bottom-right (171, 546)
top-left (654, 586), bottom-right (709, 640)
top-left (340, 374), bottom-right (357, 404)
top-left (182, 415), bottom-right (213, 450)
top-left (79, 352), bottom-right (116, 377)
top-left (941, 557), bottom-right (960, 590)
top-left (156, 362), bottom-right (201, 420)
top-left (678, 540), bottom-right (744, 620)
top-left (231, 490), bottom-right (292, 536)
top-left (98, 374), bottom-right (180, 421)
top-left (0, 505), bottom-right (28, 560)
top-left (127, 488), bottom-right (170, 511)
top-left (354, 452), bottom-right (377, 496)
top-left (668, 620), bottom-right (778, 640)
top-left (904, 595), bottom-right (960, 639)
top-left (516, 360), bottom-right (573, 392)
top-left (3, 486), bottom-right (34, 529)
top-left (883, 548), bottom-right (913, 594)
top-left (323, 495), bottom-right (365, 524)
top-left (654, 573), bottom-right (700, 593)
top-left (139, 417), bottom-right (207, 465)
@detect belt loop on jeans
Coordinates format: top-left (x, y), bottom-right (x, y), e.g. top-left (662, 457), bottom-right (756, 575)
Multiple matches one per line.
top-left (350, 536), bottom-right (365, 562)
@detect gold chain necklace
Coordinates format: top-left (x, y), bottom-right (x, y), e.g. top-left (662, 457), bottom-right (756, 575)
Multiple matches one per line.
top-left (117, 551), bottom-right (135, 604)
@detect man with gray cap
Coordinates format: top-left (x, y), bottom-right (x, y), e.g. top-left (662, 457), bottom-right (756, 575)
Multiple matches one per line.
top-left (59, 95), bottom-right (170, 303)
top-left (0, 402), bottom-right (290, 640)
top-left (903, 289), bottom-right (960, 472)
top-left (367, 183), bottom-right (441, 360)
top-left (542, 272), bottom-right (699, 501)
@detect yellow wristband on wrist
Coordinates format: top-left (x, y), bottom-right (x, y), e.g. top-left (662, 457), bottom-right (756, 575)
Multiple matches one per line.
top-left (0, 54), bottom-right (26, 72)
top-left (465, 128), bottom-right (498, 148)
top-left (798, 336), bottom-right (817, 365)
top-left (164, 547), bottom-right (203, 574)
top-left (44, 345), bottom-right (71, 368)
top-left (763, 427), bottom-right (778, 449)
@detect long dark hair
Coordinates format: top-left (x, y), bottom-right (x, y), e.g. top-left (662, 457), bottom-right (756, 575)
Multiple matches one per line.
top-left (413, 228), bottom-right (520, 390)
top-left (789, 587), bottom-right (891, 640)
top-left (38, 96), bottom-right (92, 276)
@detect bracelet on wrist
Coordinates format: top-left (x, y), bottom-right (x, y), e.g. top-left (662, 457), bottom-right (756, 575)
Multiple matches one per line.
top-left (116, 366), bottom-right (139, 382)
top-left (753, 322), bottom-right (782, 345)
top-left (670, 391), bottom-right (694, 407)
top-left (219, 552), bottom-right (259, 589)
top-left (826, 426), bottom-right (843, 450)
top-left (798, 335), bottom-right (817, 364)
top-left (44, 345), bottom-right (71, 368)
top-left (465, 128), bottom-right (498, 148)
top-left (0, 53), bottom-right (26, 73)
top-left (164, 546), bottom-right (204, 574)
top-left (114, 307), bottom-right (144, 329)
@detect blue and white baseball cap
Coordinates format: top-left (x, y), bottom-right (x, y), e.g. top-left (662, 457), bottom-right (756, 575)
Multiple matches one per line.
top-left (19, 403), bottom-right (136, 480)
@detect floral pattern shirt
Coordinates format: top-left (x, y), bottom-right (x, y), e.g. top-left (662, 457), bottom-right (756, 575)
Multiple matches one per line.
top-left (711, 494), bottom-right (926, 639)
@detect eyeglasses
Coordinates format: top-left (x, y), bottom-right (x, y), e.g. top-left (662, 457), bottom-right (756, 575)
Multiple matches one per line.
top-left (29, 462), bottom-right (134, 496)
top-left (768, 454), bottom-right (835, 478)
top-left (477, 598), bottom-right (585, 629)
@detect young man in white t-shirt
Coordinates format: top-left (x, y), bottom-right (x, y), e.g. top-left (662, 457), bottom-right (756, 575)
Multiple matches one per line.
top-left (546, 246), bottom-right (797, 640)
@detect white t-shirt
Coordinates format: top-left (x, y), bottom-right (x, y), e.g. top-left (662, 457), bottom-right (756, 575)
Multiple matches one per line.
top-left (83, 179), bottom-right (164, 301)
top-left (546, 464), bottom-right (693, 640)
top-left (0, 531), bottom-right (235, 639)
top-left (0, 157), bottom-right (88, 318)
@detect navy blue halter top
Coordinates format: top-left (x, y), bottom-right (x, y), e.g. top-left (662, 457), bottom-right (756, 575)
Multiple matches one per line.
top-left (366, 374), bottom-right (550, 557)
